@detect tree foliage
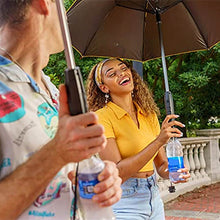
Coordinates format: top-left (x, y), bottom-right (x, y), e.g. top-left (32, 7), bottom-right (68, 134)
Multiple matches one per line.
top-left (144, 43), bottom-right (220, 130)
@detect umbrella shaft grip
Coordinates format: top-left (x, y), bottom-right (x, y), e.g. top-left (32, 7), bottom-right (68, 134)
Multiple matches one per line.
top-left (164, 91), bottom-right (175, 115)
top-left (65, 68), bottom-right (88, 115)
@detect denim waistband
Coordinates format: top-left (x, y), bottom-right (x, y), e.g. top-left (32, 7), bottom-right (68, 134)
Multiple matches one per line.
top-left (122, 173), bottom-right (156, 188)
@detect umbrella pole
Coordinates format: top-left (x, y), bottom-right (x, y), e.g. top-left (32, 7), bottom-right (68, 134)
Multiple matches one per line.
top-left (55, 0), bottom-right (87, 115)
top-left (132, 61), bottom-right (143, 78)
top-left (156, 10), bottom-right (175, 115)
top-left (156, 10), bottom-right (177, 194)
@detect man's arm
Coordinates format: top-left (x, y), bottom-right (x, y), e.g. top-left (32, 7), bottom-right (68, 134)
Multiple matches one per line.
top-left (0, 85), bottom-right (107, 219)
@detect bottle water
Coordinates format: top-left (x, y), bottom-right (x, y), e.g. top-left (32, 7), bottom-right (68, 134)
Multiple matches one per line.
top-left (166, 138), bottom-right (185, 182)
top-left (77, 155), bottom-right (116, 220)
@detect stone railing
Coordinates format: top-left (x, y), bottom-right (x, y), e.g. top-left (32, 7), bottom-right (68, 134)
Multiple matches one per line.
top-left (159, 129), bottom-right (220, 203)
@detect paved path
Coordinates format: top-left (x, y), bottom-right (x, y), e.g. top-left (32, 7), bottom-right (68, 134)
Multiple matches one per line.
top-left (164, 182), bottom-right (220, 220)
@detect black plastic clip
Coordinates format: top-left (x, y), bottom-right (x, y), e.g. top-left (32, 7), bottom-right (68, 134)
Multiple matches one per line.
top-left (168, 182), bottom-right (176, 193)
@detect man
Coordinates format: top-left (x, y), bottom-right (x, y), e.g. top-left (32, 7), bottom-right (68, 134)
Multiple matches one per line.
top-left (0, 0), bottom-right (122, 219)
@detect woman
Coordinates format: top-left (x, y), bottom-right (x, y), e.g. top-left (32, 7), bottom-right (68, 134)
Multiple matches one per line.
top-left (86, 58), bottom-right (190, 220)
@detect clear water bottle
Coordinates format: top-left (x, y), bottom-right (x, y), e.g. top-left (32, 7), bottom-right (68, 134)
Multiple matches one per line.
top-left (77, 155), bottom-right (116, 220)
top-left (166, 138), bottom-right (185, 182)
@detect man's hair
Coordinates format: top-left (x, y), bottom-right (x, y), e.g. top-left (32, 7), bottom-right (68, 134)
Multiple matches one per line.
top-left (0, 0), bottom-right (33, 26)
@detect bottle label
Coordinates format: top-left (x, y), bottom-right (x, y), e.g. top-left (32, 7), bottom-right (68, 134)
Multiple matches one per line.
top-left (78, 172), bottom-right (100, 199)
top-left (168, 156), bottom-right (184, 172)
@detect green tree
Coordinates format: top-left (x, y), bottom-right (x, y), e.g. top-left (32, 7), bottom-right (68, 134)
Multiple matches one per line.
top-left (144, 43), bottom-right (220, 131)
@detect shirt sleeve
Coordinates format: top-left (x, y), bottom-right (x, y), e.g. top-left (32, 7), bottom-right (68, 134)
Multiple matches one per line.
top-left (95, 111), bottom-right (115, 139)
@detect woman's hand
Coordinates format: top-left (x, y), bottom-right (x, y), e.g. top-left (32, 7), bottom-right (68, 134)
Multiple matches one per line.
top-left (174, 166), bottom-right (191, 184)
top-left (156, 114), bottom-right (185, 146)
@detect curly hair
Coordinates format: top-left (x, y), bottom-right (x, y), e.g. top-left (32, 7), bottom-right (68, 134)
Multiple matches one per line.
top-left (0, 0), bottom-right (33, 27)
top-left (86, 59), bottom-right (160, 116)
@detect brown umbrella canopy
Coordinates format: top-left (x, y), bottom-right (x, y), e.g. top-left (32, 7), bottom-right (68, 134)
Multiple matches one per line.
top-left (67, 0), bottom-right (220, 62)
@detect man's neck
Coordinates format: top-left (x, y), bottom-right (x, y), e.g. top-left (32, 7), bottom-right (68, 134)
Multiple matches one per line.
top-left (0, 27), bottom-right (49, 84)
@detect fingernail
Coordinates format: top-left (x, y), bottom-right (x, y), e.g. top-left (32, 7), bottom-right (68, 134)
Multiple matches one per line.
top-left (100, 202), bottom-right (106, 207)
top-left (182, 124), bottom-right (185, 127)
top-left (175, 115), bottom-right (180, 118)
top-left (179, 175), bottom-right (183, 178)
top-left (180, 133), bottom-right (183, 137)
top-left (94, 185), bottom-right (100, 191)
top-left (98, 175), bottom-right (104, 181)
top-left (92, 196), bottom-right (98, 201)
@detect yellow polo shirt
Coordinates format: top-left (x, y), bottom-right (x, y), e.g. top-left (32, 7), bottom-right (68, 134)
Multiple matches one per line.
top-left (96, 101), bottom-right (160, 172)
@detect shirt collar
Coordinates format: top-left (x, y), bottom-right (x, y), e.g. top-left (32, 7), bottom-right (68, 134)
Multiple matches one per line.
top-left (107, 101), bottom-right (145, 119)
top-left (0, 55), bottom-right (30, 82)
top-left (0, 55), bottom-right (40, 92)
top-left (133, 101), bottom-right (145, 115)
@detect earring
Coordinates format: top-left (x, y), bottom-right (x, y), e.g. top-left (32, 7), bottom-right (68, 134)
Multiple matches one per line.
top-left (105, 93), bottom-right (109, 105)
top-left (131, 91), bottom-right (134, 98)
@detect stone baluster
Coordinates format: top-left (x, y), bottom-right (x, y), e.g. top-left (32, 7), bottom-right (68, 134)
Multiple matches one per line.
top-left (164, 179), bottom-right (171, 189)
top-left (199, 143), bottom-right (208, 177)
top-left (194, 144), bottom-right (201, 178)
top-left (157, 176), bottom-right (166, 191)
top-left (189, 144), bottom-right (196, 180)
top-left (183, 144), bottom-right (190, 170)
top-left (156, 172), bottom-right (164, 190)
top-left (219, 143), bottom-right (220, 163)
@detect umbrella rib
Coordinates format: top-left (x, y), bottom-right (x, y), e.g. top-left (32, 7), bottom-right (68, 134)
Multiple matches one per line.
top-left (66, 0), bottom-right (82, 13)
top-left (182, 1), bottom-right (208, 48)
top-left (116, 4), bottom-right (145, 12)
top-left (159, 0), bottom-right (182, 13)
top-left (117, 1), bottom-right (182, 13)
top-left (146, 0), bottom-right (182, 14)
top-left (147, 0), bottom-right (156, 13)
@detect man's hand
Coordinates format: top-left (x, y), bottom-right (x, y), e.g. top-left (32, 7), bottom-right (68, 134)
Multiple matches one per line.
top-left (52, 84), bottom-right (107, 164)
top-left (68, 161), bottom-right (122, 207)
top-left (93, 161), bottom-right (122, 206)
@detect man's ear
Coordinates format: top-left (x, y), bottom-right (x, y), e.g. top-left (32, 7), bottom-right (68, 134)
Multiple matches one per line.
top-left (34, 0), bottom-right (50, 15)
top-left (99, 84), bottom-right (109, 94)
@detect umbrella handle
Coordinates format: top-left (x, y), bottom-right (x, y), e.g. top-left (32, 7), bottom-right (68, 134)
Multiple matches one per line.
top-left (164, 91), bottom-right (175, 115)
top-left (65, 67), bottom-right (88, 115)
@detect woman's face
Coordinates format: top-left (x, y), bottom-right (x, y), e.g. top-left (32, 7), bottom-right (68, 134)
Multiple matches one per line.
top-left (100, 59), bottom-right (134, 96)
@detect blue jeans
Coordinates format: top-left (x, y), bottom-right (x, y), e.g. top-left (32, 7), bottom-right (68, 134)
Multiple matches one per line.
top-left (113, 174), bottom-right (165, 220)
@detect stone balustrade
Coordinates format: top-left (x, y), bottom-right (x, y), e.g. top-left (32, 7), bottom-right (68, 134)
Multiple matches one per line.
top-left (159, 129), bottom-right (220, 203)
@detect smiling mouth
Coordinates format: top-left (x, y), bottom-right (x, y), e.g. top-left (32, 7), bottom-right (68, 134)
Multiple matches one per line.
top-left (119, 77), bottom-right (130, 85)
